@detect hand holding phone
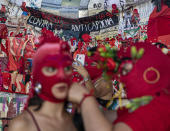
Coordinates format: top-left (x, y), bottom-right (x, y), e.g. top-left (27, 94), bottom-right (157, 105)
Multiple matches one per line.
top-left (76, 54), bottom-right (85, 66)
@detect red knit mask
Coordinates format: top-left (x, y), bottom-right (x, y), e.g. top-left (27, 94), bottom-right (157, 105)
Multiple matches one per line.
top-left (118, 42), bottom-right (170, 98)
top-left (32, 42), bottom-right (72, 103)
top-left (85, 55), bottom-right (102, 80)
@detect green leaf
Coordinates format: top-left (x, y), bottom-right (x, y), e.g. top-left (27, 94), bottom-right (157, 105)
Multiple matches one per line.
top-left (87, 51), bottom-right (92, 56)
top-left (131, 46), bottom-right (137, 59)
top-left (130, 105), bottom-right (139, 112)
top-left (100, 52), bottom-right (106, 57)
top-left (98, 48), bottom-right (103, 52)
top-left (126, 103), bottom-right (132, 108)
top-left (136, 48), bottom-right (144, 59)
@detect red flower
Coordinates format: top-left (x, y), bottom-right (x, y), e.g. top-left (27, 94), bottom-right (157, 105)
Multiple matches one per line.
top-left (82, 34), bottom-right (92, 43)
top-left (99, 57), bottom-right (105, 62)
top-left (105, 37), bottom-right (110, 42)
top-left (107, 58), bottom-right (116, 70)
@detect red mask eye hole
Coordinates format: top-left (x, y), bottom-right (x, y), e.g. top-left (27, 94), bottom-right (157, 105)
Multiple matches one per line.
top-left (64, 66), bottom-right (72, 75)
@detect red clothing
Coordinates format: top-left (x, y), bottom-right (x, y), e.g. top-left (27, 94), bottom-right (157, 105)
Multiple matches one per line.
top-left (147, 3), bottom-right (170, 49)
top-left (0, 24), bottom-right (8, 39)
top-left (114, 94), bottom-right (170, 131)
top-left (2, 72), bottom-right (11, 87)
top-left (7, 37), bottom-right (25, 71)
top-left (24, 41), bottom-right (35, 59)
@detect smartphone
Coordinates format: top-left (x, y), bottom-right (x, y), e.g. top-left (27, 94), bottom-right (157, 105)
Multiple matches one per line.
top-left (76, 54), bottom-right (85, 66)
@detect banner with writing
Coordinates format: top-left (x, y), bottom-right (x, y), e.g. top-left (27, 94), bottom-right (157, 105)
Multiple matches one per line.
top-left (27, 7), bottom-right (119, 33)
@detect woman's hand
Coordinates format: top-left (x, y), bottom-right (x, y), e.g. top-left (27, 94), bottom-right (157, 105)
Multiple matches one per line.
top-left (68, 83), bottom-right (89, 104)
top-left (72, 61), bottom-right (89, 78)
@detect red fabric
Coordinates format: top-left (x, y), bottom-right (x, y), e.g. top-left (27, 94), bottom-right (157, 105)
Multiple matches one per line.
top-left (1, 5), bottom-right (6, 13)
top-left (0, 24), bottom-right (8, 39)
top-left (147, 4), bottom-right (170, 44)
top-left (114, 94), bottom-right (170, 131)
top-left (158, 35), bottom-right (170, 49)
top-left (37, 28), bottom-right (57, 48)
top-left (7, 37), bottom-right (25, 71)
top-left (2, 72), bottom-right (11, 87)
top-left (118, 42), bottom-right (170, 99)
top-left (24, 41), bottom-right (36, 59)
top-left (1, 40), bottom-right (8, 56)
top-left (70, 37), bottom-right (77, 46)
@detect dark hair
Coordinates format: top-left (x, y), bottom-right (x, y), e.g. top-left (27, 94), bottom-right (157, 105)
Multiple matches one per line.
top-left (88, 46), bottom-right (97, 52)
top-left (28, 93), bottom-right (44, 111)
top-left (164, 0), bottom-right (170, 7)
top-left (154, 42), bottom-right (168, 48)
top-left (152, 0), bottom-right (170, 12)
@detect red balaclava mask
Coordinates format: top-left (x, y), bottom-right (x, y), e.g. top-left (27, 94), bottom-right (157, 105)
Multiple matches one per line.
top-left (85, 55), bottom-right (103, 81)
top-left (32, 40), bottom-right (72, 103)
top-left (118, 42), bottom-right (170, 99)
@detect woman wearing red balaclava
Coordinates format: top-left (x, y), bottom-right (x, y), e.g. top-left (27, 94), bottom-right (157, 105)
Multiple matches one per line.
top-left (73, 47), bottom-right (113, 109)
top-left (68, 42), bottom-right (170, 131)
top-left (8, 36), bottom-right (83, 131)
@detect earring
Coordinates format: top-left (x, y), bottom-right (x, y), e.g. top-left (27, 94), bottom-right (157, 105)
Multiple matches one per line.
top-left (35, 83), bottom-right (42, 94)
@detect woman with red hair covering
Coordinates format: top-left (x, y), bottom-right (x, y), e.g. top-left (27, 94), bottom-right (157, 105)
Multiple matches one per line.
top-left (68, 42), bottom-right (170, 131)
top-left (73, 47), bottom-right (113, 109)
top-left (8, 36), bottom-right (85, 131)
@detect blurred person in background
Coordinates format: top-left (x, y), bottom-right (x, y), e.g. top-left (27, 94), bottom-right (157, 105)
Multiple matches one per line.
top-left (69, 42), bottom-right (170, 131)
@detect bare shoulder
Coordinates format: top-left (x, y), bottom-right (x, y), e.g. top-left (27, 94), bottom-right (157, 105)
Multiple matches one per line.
top-left (8, 111), bottom-right (31, 131)
top-left (113, 122), bottom-right (132, 131)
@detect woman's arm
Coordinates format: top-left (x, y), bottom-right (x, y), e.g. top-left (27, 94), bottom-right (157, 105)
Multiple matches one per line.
top-left (68, 83), bottom-right (112, 131)
top-left (68, 83), bottom-right (132, 131)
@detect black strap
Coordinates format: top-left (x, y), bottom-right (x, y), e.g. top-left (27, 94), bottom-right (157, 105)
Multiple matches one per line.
top-left (26, 109), bottom-right (41, 131)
